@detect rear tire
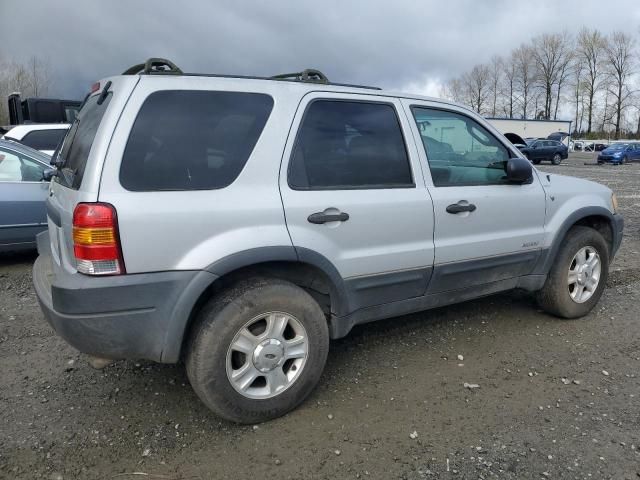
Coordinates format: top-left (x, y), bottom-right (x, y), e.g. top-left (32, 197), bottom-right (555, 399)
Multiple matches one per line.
top-left (552, 153), bottom-right (562, 165)
top-left (536, 226), bottom-right (609, 318)
top-left (186, 278), bottom-right (329, 423)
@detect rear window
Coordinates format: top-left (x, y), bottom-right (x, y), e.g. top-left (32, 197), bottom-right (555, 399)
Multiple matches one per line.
top-left (119, 90), bottom-right (273, 191)
top-left (21, 129), bottom-right (67, 151)
top-left (56, 93), bottom-right (112, 189)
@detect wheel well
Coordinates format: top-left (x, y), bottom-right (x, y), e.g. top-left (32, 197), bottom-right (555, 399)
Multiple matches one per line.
top-left (180, 261), bottom-right (337, 357)
top-left (573, 215), bottom-right (613, 251)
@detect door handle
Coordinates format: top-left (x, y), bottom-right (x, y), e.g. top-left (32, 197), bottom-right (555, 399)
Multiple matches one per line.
top-left (446, 202), bottom-right (476, 214)
top-left (307, 211), bottom-right (350, 224)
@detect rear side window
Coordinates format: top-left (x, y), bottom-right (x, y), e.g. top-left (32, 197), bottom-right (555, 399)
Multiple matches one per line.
top-left (120, 90), bottom-right (273, 191)
top-left (57, 93), bottom-right (112, 189)
top-left (288, 100), bottom-right (413, 189)
top-left (21, 129), bottom-right (67, 151)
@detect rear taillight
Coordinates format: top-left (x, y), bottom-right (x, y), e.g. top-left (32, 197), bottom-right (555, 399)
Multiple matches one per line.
top-left (72, 203), bottom-right (125, 275)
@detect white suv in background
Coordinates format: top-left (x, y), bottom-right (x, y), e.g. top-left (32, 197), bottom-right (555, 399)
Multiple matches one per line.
top-left (33, 59), bottom-right (623, 423)
top-left (3, 123), bottom-right (70, 155)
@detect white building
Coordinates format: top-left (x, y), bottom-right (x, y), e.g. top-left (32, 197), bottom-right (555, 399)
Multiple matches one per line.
top-left (487, 118), bottom-right (572, 145)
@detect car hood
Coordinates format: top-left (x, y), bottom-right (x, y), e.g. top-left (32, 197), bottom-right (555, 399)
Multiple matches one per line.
top-left (600, 148), bottom-right (622, 155)
top-left (543, 172), bottom-right (612, 197)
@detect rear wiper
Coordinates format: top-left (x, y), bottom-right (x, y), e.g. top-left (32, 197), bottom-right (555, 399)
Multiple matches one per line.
top-left (97, 81), bottom-right (112, 105)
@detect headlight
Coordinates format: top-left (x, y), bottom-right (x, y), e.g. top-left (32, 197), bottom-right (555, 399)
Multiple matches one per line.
top-left (611, 193), bottom-right (619, 213)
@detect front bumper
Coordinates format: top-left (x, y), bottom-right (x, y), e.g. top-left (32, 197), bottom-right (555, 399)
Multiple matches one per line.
top-left (32, 232), bottom-right (216, 363)
top-left (598, 155), bottom-right (622, 164)
top-left (612, 214), bottom-right (624, 258)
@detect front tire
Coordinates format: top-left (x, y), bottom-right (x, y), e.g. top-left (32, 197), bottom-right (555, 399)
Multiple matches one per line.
top-left (186, 278), bottom-right (329, 423)
top-left (537, 226), bottom-right (609, 318)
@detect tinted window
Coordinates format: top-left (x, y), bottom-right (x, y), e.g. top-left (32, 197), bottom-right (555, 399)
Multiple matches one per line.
top-left (288, 101), bottom-right (412, 189)
top-left (0, 148), bottom-right (46, 182)
top-left (57, 93), bottom-right (112, 189)
top-left (120, 91), bottom-right (273, 191)
top-left (411, 107), bottom-right (510, 187)
top-left (21, 129), bottom-right (67, 151)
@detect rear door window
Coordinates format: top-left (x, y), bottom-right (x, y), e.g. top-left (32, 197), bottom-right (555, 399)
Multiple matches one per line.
top-left (21, 129), bottom-right (67, 151)
top-left (288, 100), bottom-right (413, 189)
top-left (56, 93), bottom-right (112, 189)
top-left (119, 90), bottom-right (273, 191)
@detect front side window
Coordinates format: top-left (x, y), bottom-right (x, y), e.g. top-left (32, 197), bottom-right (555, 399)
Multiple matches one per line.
top-left (411, 107), bottom-right (511, 187)
top-left (0, 149), bottom-right (45, 182)
top-left (288, 100), bottom-right (413, 189)
top-left (120, 90), bottom-right (273, 191)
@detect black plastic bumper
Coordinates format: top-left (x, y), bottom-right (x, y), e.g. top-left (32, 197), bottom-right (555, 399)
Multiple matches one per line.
top-left (32, 232), bottom-right (216, 363)
top-left (612, 213), bottom-right (624, 258)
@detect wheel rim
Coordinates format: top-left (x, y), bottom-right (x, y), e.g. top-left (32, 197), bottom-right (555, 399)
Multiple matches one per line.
top-left (226, 311), bottom-right (308, 399)
top-left (553, 154), bottom-right (561, 163)
top-left (568, 246), bottom-right (601, 304)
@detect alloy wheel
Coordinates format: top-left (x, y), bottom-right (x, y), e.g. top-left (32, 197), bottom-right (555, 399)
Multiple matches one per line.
top-left (226, 312), bottom-right (309, 399)
top-left (567, 246), bottom-right (601, 303)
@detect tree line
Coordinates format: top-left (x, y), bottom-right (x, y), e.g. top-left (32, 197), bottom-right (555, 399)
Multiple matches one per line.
top-left (442, 28), bottom-right (640, 139)
top-left (0, 55), bottom-right (51, 126)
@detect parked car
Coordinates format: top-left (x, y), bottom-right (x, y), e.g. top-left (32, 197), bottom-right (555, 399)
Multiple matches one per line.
top-left (33, 59), bottom-right (623, 424)
top-left (518, 138), bottom-right (568, 165)
top-left (2, 123), bottom-right (70, 155)
top-left (584, 142), bottom-right (607, 152)
top-left (597, 143), bottom-right (640, 165)
top-left (0, 139), bottom-right (55, 252)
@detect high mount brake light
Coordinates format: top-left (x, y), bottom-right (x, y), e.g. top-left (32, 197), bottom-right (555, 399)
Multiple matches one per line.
top-left (72, 203), bottom-right (125, 275)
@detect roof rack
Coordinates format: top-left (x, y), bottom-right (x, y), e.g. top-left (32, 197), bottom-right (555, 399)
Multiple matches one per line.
top-left (270, 69), bottom-right (329, 84)
top-left (119, 58), bottom-right (380, 90)
top-left (122, 58), bottom-right (183, 75)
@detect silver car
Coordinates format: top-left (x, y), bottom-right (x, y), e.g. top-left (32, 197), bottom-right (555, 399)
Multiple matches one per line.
top-left (0, 139), bottom-right (54, 252)
top-left (33, 59), bottom-right (623, 424)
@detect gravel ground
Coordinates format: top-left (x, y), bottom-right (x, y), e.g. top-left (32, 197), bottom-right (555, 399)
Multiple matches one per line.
top-left (1, 152), bottom-right (639, 480)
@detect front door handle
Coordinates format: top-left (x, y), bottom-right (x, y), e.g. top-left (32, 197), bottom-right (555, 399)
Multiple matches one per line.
top-left (446, 202), bottom-right (477, 214)
top-left (307, 211), bottom-right (350, 224)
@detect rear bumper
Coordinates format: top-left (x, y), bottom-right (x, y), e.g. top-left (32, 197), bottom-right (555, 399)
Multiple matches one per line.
top-left (33, 232), bottom-right (216, 363)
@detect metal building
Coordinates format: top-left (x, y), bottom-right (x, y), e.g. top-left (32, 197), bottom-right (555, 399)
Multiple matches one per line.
top-left (487, 118), bottom-right (572, 145)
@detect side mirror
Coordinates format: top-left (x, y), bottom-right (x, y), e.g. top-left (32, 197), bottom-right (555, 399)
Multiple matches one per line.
top-left (42, 167), bottom-right (57, 181)
top-left (506, 157), bottom-right (533, 184)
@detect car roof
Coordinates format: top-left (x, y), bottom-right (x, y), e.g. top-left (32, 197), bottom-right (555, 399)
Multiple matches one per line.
top-left (106, 61), bottom-right (472, 114)
top-left (4, 123), bottom-right (70, 140)
top-left (0, 138), bottom-right (52, 165)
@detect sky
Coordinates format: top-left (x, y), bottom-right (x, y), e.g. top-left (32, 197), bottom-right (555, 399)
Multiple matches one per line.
top-left (1, 0), bottom-right (639, 101)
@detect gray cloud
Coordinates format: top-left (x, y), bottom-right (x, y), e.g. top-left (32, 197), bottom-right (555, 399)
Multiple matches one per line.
top-left (1, 0), bottom-right (639, 99)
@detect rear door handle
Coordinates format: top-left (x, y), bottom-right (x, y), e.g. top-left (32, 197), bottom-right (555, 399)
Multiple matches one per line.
top-left (446, 202), bottom-right (476, 214)
top-left (307, 211), bottom-right (350, 224)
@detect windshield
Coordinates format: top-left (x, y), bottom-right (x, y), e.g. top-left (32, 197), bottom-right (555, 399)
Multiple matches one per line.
top-left (607, 144), bottom-right (628, 151)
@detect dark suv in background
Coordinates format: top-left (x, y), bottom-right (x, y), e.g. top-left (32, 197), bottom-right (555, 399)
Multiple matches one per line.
top-left (518, 139), bottom-right (568, 165)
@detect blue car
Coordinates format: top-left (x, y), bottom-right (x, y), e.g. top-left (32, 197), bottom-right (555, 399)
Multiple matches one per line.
top-left (0, 139), bottom-right (55, 252)
top-left (597, 143), bottom-right (640, 164)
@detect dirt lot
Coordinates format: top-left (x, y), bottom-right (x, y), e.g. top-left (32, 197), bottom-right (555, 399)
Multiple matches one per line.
top-left (1, 152), bottom-right (639, 480)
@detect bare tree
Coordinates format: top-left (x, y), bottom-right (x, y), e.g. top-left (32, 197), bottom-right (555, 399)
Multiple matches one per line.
top-left (502, 51), bottom-right (518, 118)
top-left (0, 56), bottom-right (53, 125)
top-left (461, 64), bottom-right (491, 114)
top-left (603, 31), bottom-right (637, 139)
top-left (577, 28), bottom-right (606, 133)
top-left (513, 44), bottom-right (536, 119)
top-left (531, 33), bottom-right (572, 119)
top-left (488, 55), bottom-right (503, 117)
top-left (570, 59), bottom-right (585, 134)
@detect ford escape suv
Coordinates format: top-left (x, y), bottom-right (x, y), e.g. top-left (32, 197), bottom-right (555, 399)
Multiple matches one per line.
top-left (33, 58), bottom-right (623, 423)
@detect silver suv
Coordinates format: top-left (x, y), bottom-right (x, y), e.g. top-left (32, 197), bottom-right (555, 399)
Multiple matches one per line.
top-left (33, 59), bottom-right (623, 423)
